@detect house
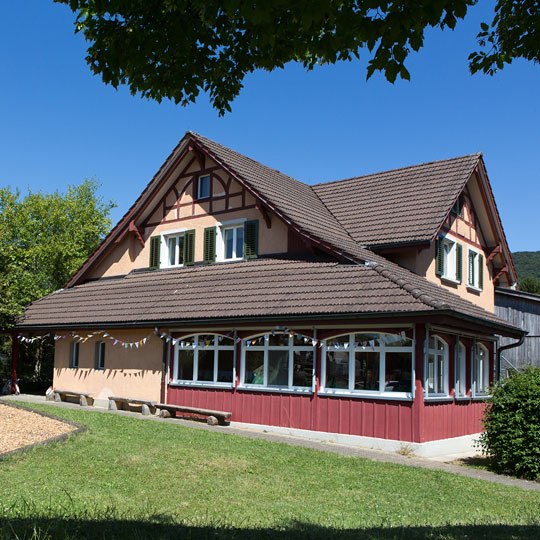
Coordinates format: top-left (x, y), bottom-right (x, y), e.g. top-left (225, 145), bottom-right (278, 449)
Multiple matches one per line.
top-left (15, 132), bottom-right (524, 456)
top-left (495, 287), bottom-right (540, 373)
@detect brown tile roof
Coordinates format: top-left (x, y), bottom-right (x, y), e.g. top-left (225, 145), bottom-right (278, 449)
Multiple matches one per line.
top-left (17, 257), bottom-right (519, 335)
top-left (313, 154), bottom-right (481, 247)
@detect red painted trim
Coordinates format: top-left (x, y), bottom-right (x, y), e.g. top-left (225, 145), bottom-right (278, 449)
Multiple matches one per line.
top-left (412, 323), bottom-right (425, 443)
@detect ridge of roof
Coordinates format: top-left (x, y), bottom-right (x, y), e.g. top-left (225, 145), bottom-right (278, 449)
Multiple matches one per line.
top-left (313, 152), bottom-right (482, 187)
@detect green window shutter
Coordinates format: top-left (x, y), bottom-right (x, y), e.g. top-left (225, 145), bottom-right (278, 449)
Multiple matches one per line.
top-left (435, 238), bottom-right (444, 276)
top-left (478, 253), bottom-right (484, 290)
top-left (456, 243), bottom-right (463, 283)
top-left (183, 230), bottom-right (195, 266)
top-left (203, 227), bottom-right (216, 264)
top-left (244, 220), bottom-right (259, 259)
top-left (149, 236), bottom-right (161, 270)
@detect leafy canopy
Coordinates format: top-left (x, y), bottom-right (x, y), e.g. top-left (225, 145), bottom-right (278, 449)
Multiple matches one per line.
top-left (0, 180), bottom-right (116, 328)
top-left (55, 1), bottom-right (539, 115)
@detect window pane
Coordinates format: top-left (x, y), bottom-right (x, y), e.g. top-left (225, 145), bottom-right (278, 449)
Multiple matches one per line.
top-left (245, 350), bottom-right (264, 384)
top-left (217, 350), bottom-right (234, 382)
top-left (199, 175), bottom-right (210, 198)
top-left (217, 335), bottom-right (234, 346)
top-left (325, 350), bottom-right (349, 389)
top-left (178, 236), bottom-right (184, 265)
top-left (178, 350), bottom-right (194, 380)
top-left (268, 333), bottom-right (289, 346)
top-left (197, 350), bottom-right (214, 381)
top-left (236, 226), bottom-right (244, 258)
top-left (268, 350), bottom-right (288, 386)
top-left (383, 334), bottom-right (412, 347)
top-left (225, 228), bottom-right (234, 259)
top-left (355, 333), bottom-right (380, 346)
top-left (437, 356), bottom-right (445, 393)
top-left (354, 352), bottom-right (379, 391)
top-left (168, 237), bottom-right (176, 266)
top-left (198, 335), bottom-right (215, 347)
top-left (427, 354), bottom-right (435, 393)
top-left (293, 334), bottom-right (309, 346)
top-left (385, 352), bottom-right (412, 392)
top-left (292, 351), bottom-right (313, 387)
top-left (326, 335), bottom-right (349, 347)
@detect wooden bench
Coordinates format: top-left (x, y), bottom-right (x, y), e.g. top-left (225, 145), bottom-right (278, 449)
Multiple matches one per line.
top-left (155, 403), bottom-right (231, 426)
top-left (49, 389), bottom-right (94, 407)
top-left (108, 396), bottom-right (157, 415)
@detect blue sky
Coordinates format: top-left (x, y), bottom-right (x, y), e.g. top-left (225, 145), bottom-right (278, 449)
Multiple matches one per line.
top-left (1, 1), bottom-right (538, 251)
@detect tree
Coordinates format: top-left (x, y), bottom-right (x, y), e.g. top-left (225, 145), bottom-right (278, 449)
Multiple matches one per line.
top-left (56, 1), bottom-right (539, 115)
top-left (0, 180), bottom-right (115, 383)
top-left (519, 276), bottom-right (540, 295)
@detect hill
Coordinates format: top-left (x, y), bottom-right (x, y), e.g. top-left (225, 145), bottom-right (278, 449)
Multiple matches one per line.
top-left (512, 251), bottom-right (540, 281)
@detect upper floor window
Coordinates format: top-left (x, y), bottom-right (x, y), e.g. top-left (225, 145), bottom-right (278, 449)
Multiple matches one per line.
top-left (426, 336), bottom-right (448, 397)
top-left (321, 332), bottom-right (413, 397)
top-left (467, 248), bottom-right (484, 290)
top-left (223, 225), bottom-right (244, 260)
top-left (69, 342), bottom-right (79, 369)
top-left (473, 343), bottom-right (490, 396)
top-left (198, 175), bottom-right (210, 199)
top-left (451, 194), bottom-right (464, 217)
top-left (240, 333), bottom-right (314, 391)
top-left (455, 341), bottom-right (467, 397)
top-left (436, 237), bottom-right (462, 283)
top-left (149, 229), bottom-right (195, 270)
top-left (173, 334), bottom-right (234, 386)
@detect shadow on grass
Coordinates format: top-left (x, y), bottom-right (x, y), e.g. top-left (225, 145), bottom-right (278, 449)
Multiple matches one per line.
top-left (1, 518), bottom-right (539, 540)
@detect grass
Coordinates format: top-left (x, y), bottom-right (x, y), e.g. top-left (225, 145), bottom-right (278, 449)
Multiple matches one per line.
top-left (1, 402), bottom-right (540, 539)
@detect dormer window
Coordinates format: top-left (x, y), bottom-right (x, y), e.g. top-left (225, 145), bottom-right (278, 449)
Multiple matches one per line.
top-left (198, 175), bottom-right (210, 199)
top-left (436, 236), bottom-right (462, 284)
top-left (167, 234), bottom-right (185, 267)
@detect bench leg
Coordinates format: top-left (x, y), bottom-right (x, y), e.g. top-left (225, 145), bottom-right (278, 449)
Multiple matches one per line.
top-left (80, 395), bottom-right (88, 407)
top-left (141, 404), bottom-right (151, 416)
top-left (207, 415), bottom-right (219, 426)
top-left (54, 392), bottom-right (62, 403)
top-left (108, 399), bottom-right (118, 411)
top-left (157, 409), bottom-right (171, 418)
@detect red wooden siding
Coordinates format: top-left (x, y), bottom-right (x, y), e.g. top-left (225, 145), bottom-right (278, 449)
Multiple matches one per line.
top-left (423, 400), bottom-right (487, 442)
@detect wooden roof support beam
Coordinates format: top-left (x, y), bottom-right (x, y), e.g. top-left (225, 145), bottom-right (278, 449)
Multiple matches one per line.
top-left (494, 265), bottom-right (509, 282)
top-left (255, 200), bottom-right (272, 228)
top-left (486, 244), bottom-right (502, 264)
top-left (129, 221), bottom-right (145, 248)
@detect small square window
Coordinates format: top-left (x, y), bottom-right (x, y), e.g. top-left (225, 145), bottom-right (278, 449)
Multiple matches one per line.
top-left (69, 342), bottom-right (79, 369)
top-left (95, 341), bottom-right (106, 370)
top-left (223, 226), bottom-right (244, 260)
top-left (198, 175), bottom-right (210, 199)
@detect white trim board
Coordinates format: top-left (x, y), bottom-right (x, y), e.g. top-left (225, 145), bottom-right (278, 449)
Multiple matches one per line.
top-left (230, 421), bottom-right (481, 458)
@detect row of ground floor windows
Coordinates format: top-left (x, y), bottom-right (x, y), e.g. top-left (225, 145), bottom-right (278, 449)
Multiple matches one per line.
top-left (66, 331), bottom-right (490, 399)
top-left (167, 331), bottom-right (491, 398)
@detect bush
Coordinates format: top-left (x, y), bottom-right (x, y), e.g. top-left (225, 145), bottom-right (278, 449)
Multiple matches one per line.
top-left (477, 367), bottom-right (540, 480)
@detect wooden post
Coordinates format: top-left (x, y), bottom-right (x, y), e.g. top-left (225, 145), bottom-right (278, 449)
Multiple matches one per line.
top-left (412, 323), bottom-right (426, 443)
top-left (10, 332), bottom-right (18, 394)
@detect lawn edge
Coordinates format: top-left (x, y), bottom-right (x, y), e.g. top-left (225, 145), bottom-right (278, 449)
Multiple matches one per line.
top-left (0, 400), bottom-right (87, 462)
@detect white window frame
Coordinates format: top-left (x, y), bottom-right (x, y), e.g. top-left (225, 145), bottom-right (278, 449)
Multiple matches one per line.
top-left (172, 334), bottom-right (235, 388)
top-left (239, 333), bottom-right (315, 393)
top-left (425, 335), bottom-right (449, 398)
top-left (198, 174), bottom-right (210, 199)
top-left (472, 343), bottom-right (490, 397)
top-left (442, 238), bottom-right (458, 282)
top-left (320, 332), bottom-right (414, 399)
top-left (95, 341), bottom-right (106, 370)
top-left (467, 247), bottom-right (482, 291)
top-left (69, 342), bottom-right (79, 369)
top-left (216, 218), bottom-right (246, 262)
top-left (160, 228), bottom-right (187, 268)
top-left (454, 340), bottom-right (467, 398)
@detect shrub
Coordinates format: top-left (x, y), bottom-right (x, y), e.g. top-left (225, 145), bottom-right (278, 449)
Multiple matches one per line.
top-left (477, 367), bottom-right (540, 480)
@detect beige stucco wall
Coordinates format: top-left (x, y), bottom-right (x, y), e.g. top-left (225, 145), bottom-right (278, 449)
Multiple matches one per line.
top-left (87, 164), bottom-right (289, 279)
top-left (53, 330), bottom-right (163, 401)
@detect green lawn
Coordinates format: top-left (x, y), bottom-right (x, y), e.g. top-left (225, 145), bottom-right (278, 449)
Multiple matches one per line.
top-left (1, 403), bottom-right (539, 540)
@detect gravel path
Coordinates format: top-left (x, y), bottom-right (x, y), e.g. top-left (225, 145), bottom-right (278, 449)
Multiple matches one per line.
top-left (0, 403), bottom-right (74, 454)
